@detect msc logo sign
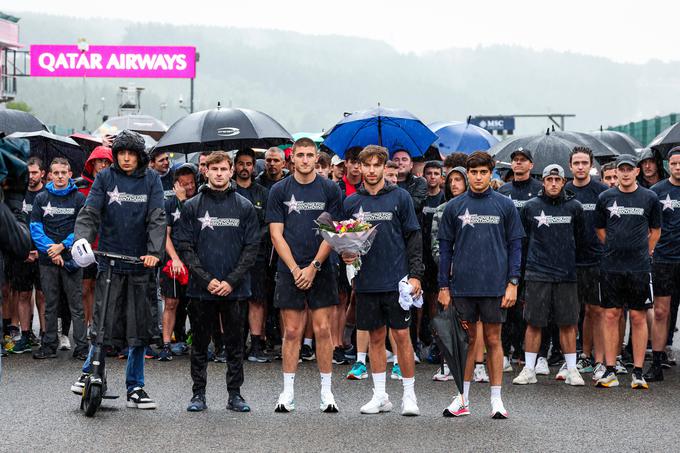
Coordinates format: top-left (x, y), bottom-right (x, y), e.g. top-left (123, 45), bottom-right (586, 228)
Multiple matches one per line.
top-left (471, 116), bottom-right (515, 132)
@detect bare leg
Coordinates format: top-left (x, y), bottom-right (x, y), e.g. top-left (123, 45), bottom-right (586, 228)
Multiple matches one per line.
top-left (603, 308), bottom-right (622, 366)
top-left (630, 309), bottom-right (648, 369)
top-left (281, 309), bottom-right (305, 373)
top-left (483, 323), bottom-right (503, 386)
top-left (161, 297), bottom-right (179, 343)
top-left (311, 306), bottom-right (334, 374)
top-left (392, 327), bottom-right (415, 378)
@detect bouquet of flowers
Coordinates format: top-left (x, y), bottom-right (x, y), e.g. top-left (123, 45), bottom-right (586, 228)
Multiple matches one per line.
top-left (315, 212), bottom-right (378, 282)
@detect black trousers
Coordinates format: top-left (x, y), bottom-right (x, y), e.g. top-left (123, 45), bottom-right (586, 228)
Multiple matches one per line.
top-left (189, 298), bottom-right (247, 396)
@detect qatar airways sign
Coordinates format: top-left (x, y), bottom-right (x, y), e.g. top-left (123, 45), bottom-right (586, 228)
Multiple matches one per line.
top-left (30, 45), bottom-right (196, 78)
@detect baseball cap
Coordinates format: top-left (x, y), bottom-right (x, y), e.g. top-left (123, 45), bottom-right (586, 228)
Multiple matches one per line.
top-left (616, 154), bottom-right (638, 168)
top-left (668, 146), bottom-right (680, 158)
top-left (510, 147), bottom-right (533, 162)
top-left (331, 155), bottom-right (345, 166)
top-left (542, 164), bottom-right (565, 179)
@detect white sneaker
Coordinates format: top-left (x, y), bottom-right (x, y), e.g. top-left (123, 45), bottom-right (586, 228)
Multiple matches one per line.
top-left (491, 397), bottom-right (509, 419)
top-left (512, 366), bottom-right (537, 385)
top-left (473, 364), bottom-right (490, 383)
top-left (386, 351), bottom-right (395, 363)
top-left (535, 357), bottom-right (549, 375)
top-left (320, 392), bottom-right (339, 413)
top-left (59, 334), bottom-right (71, 351)
top-left (413, 351), bottom-right (421, 364)
top-left (360, 391), bottom-right (393, 414)
top-left (615, 357), bottom-right (628, 375)
top-left (503, 356), bottom-right (513, 372)
top-left (274, 392), bottom-right (296, 413)
top-left (401, 393), bottom-right (420, 416)
top-left (443, 393), bottom-right (470, 417)
top-left (565, 368), bottom-right (585, 386)
top-left (555, 363), bottom-right (568, 381)
top-left (592, 362), bottom-right (606, 381)
top-left (432, 364), bottom-right (453, 381)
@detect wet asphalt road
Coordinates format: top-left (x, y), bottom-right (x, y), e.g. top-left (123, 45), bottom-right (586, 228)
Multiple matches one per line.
top-left (2, 347), bottom-right (680, 452)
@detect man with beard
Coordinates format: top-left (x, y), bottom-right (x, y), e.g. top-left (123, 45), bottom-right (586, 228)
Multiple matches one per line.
top-left (149, 149), bottom-right (175, 199)
top-left (637, 148), bottom-right (667, 189)
top-left (256, 147), bottom-right (288, 190)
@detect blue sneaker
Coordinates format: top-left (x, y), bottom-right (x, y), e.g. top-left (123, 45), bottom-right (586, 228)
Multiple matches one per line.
top-left (171, 342), bottom-right (188, 356)
top-left (346, 361), bottom-right (368, 380)
top-left (158, 343), bottom-right (173, 362)
top-left (9, 335), bottom-right (30, 354)
top-left (391, 363), bottom-right (403, 380)
top-left (144, 346), bottom-right (158, 359)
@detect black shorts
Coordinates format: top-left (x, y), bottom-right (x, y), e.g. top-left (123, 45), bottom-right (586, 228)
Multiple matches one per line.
top-left (82, 263), bottom-right (98, 280)
top-left (356, 291), bottom-right (410, 331)
top-left (652, 262), bottom-right (680, 298)
top-left (274, 269), bottom-right (338, 310)
top-left (422, 258), bottom-right (439, 293)
top-left (159, 271), bottom-right (187, 299)
top-left (600, 271), bottom-right (653, 311)
top-left (576, 266), bottom-right (601, 306)
top-left (249, 263), bottom-right (267, 301)
top-left (336, 262), bottom-right (352, 294)
top-left (9, 260), bottom-right (41, 292)
top-left (523, 281), bottom-right (580, 327)
top-left (454, 296), bottom-right (506, 324)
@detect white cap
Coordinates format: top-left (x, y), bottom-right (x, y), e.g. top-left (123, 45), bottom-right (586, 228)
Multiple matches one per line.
top-left (331, 155), bottom-right (345, 166)
top-left (71, 238), bottom-right (96, 268)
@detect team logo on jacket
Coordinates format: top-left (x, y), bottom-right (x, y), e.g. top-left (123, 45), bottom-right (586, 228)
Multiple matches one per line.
top-left (171, 209), bottom-right (181, 222)
top-left (660, 195), bottom-right (680, 211)
top-left (283, 195), bottom-right (325, 214)
top-left (42, 202), bottom-right (75, 217)
top-left (198, 211), bottom-right (240, 230)
top-left (534, 210), bottom-right (572, 228)
top-left (163, 189), bottom-right (175, 199)
top-left (508, 194), bottom-right (528, 208)
top-left (581, 203), bottom-right (596, 211)
top-left (107, 186), bottom-right (148, 205)
top-left (353, 206), bottom-right (392, 222)
top-left (22, 200), bottom-right (32, 214)
top-left (458, 209), bottom-right (500, 228)
top-left (607, 201), bottom-right (644, 218)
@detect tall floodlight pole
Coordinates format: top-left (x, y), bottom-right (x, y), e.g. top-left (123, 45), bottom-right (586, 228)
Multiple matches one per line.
top-left (77, 38), bottom-right (89, 131)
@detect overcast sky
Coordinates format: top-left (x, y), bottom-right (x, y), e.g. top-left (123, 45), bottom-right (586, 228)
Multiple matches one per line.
top-left (12, 0), bottom-right (677, 64)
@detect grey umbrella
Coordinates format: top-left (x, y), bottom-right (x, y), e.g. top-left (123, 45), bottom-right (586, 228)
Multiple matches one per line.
top-left (0, 110), bottom-right (48, 135)
top-left (591, 128), bottom-right (642, 155)
top-left (489, 131), bottom-right (580, 177)
top-left (649, 122), bottom-right (680, 158)
top-left (549, 130), bottom-right (618, 160)
top-left (93, 115), bottom-right (168, 141)
top-left (9, 130), bottom-right (86, 176)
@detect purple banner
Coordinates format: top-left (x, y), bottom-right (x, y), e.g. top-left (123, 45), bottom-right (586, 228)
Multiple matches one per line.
top-left (30, 45), bottom-right (196, 78)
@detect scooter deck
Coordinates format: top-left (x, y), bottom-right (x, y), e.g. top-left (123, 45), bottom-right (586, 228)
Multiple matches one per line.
top-left (102, 394), bottom-right (120, 400)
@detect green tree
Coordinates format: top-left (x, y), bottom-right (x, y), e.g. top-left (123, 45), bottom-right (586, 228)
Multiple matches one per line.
top-left (6, 101), bottom-right (32, 113)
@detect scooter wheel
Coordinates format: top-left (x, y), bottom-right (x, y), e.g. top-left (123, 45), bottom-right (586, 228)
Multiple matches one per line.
top-left (82, 381), bottom-right (102, 417)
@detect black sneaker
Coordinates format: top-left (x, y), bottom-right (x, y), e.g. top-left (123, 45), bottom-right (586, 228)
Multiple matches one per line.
top-left (643, 363), bottom-right (664, 382)
top-left (227, 394), bottom-right (251, 412)
top-left (126, 387), bottom-right (157, 409)
top-left (158, 343), bottom-right (173, 362)
top-left (187, 393), bottom-right (207, 412)
top-left (344, 344), bottom-right (357, 361)
top-left (332, 346), bottom-right (349, 365)
top-left (214, 347), bottom-right (227, 363)
top-left (548, 350), bottom-right (564, 367)
top-left (32, 347), bottom-right (57, 360)
top-left (621, 347), bottom-right (634, 367)
top-left (300, 344), bottom-right (315, 361)
top-left (661, 351), bottom-right (672, 369)
top-left (248, 345), bottom-right (271, 363)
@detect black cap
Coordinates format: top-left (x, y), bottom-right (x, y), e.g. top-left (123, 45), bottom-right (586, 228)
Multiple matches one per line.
top-left (510, 147), bottom-right (533, 163)
top-left (615, 154), bottom-right (638, 168)
top-left (668, 146), bottom-right (680, 159)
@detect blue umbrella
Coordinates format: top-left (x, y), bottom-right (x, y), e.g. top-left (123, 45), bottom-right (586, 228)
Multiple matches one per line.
top-left (322, 107), bottom-right (437, 158)
top-left (429, 119), bottom-right (499, 155)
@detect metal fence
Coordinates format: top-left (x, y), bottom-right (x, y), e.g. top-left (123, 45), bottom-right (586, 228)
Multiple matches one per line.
top-left (609, 113), bottom-right (678, 147)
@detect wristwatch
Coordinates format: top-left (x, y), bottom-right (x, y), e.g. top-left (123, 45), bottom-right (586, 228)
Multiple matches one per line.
top-left (311, 259), bottom-right (322, 271)
top-left (508, 277), bottom-right (519, 286)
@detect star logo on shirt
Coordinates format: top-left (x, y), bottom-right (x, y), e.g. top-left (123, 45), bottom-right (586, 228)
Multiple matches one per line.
top-left (607, 201), bottom-right (621, 218)
top-left (535, 210), bottom-right (550, 227)
top-left (107, 186), bottom-right (122, 205)
top-left (458, 209), bottom-right (475, 228)
top-left (21, 200), bottom-right (29, 214)
top-left (353, 206), bottom-right (370, 222)
top-left (199, 211), bottom-right (214, 230)
top-left (662, 194), bottom-right (675, 211)
top-left (43, 202), bottom-right (56, 217)
top-left (284, 195), bottom-right (300, 214)
top-left (171, 208), bottom-right (181, 222)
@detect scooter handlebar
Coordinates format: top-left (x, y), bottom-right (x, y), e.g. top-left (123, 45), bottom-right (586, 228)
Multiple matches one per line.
top-left (93, 251), bottom-right (143, 265)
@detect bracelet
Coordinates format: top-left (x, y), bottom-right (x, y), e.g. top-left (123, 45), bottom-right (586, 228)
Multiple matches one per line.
top-left (291, 265), bottom-right (300, 273)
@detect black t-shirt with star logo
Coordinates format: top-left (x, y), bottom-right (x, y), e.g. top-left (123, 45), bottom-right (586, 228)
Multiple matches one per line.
top-left (595, 186), bottom-right (661, 273)
top-left (265, 174), bottom-right (343, 273)
top-left (565, 179), bottom-right (609, 266)
top-left (497, 177), bottom-right (544, 210)
top-left (651, 179), bottom-right (680, 263)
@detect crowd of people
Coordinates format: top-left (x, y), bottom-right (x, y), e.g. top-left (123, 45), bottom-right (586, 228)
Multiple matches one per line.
top-left (1, 129), bottom-right (678, 419)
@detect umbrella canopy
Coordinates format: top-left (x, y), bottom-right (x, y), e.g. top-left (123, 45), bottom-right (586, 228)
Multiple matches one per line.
top-left (154, 107), bottom-right (293, 154)
top-left (590, 129), bottom-right (642, 155)
top-left (430, 307), bottom-right (469, 395)
top-left (93, 115), bottom-right (168, 141)
top-left (9, 130), bottom-right (87, 177)
top-left (322, 107), bottom-right (437, 158)
top-left (0, 110), bottom-right (48, 135)
top-left (0, 136), bottom-right (30, 190)
top-left (489, 132), bottom-right (580, 177)
top-left (429, 120), bottom-right (499, 155)
top-left (549, 130), bottom-right (618, 159)
top-left (649, 122), bottom-right (680, 158)
top-left (70, 133), bottom-right (103, 156)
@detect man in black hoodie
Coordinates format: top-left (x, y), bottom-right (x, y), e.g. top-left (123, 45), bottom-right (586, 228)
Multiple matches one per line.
top-left (174, 151), bottom-right (260, 413)
top-left (512, 164), bottom-right (587, 387)
top-left (70, 130), bottom-right (166, 410)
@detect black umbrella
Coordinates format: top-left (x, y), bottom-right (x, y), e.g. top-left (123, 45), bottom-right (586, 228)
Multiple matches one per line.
top-left (489, 130), bottom-right (580, 177)
top-left (0, 110), bottom-right (48, 135)
top-left (430, 306), bottom-right (469, 395)
top-left (9, 130), bottom-right (87, 177)
top-left (591, 127), bottom-right (642, 155)
top-left (649, 122), bottom-right (680, 158)
top-left (154, 106), bottom-right (293, 154)
top-left (550, 130), bottom-right (618, 159)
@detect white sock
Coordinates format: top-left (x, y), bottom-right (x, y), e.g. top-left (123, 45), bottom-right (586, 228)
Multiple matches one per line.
top-left (357, 352), bottom-right (367, 364)
top-left (402, 376), bottom-right (415, 398)
top-left (463, 381), bottom-right (471, 401)
top-left (490, 386), bottom-right (501, 400)
top-left (565, 353), bottom-right (577, 370)
top-left (283, 372), bottom-right (295, 396)
top-left (525, 352), bottom-right (538, 370)
top-left (393, 354), bottom-right (398, 365)
top-left (303, 338), bottom-right (313, 348)
top-left (372, 372), bottom-right (387, 396)
top-left (320, 372), bottom-right (332, 395)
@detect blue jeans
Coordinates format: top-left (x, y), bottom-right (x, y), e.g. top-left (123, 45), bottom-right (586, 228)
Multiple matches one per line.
top-left (82, 345), bottom-right (145, 393)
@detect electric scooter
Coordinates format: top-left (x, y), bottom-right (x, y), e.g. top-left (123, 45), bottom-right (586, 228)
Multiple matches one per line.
top-left (80, 251), bottom-right (142, 417)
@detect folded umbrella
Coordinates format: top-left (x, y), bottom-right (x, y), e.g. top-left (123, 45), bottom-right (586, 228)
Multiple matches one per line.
top-left (430, 306), bottom-right (469, 395)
